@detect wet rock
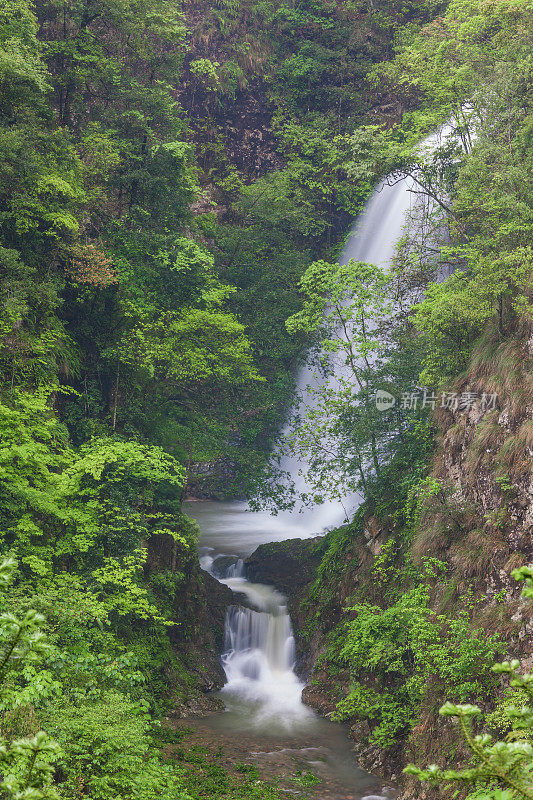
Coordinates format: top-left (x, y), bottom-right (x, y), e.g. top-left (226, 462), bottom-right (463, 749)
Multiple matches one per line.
top-left (168, 693), bottom-right (225, 718)
top-left (145, 532), bottom-right (233, 712)
top-left (245, 537), bottom-right (323, 598)
top-left (210, 554), bottom-right (239, 578)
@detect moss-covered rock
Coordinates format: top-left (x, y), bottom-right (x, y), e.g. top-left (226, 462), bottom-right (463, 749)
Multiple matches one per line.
top-left (244, 537), bottom-right (323, 598)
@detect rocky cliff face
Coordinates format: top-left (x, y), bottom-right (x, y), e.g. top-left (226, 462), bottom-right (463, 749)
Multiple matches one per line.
top-left (423, 325), bottom-right (533, 607)
top-left (397, 324), bottom-right (532, 795)
top-left (145, 532), bottom-right (232, 715)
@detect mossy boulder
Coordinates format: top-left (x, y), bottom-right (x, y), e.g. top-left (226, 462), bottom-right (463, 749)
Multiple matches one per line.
top-left (244, 537), bottom-right (323, 598)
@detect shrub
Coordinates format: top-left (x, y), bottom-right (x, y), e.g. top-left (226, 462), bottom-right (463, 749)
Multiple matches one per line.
top-left (47, 691), bottom-right (191, 800)
top-left (405, 566), bottom-right (533, 800)
top-left (332, 585), bottom-right (503, 747)
top-left (0, 556), bottom-right (61, 800)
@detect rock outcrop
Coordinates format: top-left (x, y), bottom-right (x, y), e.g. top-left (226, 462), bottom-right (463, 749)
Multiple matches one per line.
top-left (145, 531), bottom-right (233, 715)
top-left (244, 537), bottom-right (323, 597)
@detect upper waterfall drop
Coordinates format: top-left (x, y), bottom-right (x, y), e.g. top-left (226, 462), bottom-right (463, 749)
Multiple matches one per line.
top-left (187, 173), bottom-right (420, 552)
top-left (188, 123), bottom-right (457, 551)
top-left (270, 121), bottom-right (458, 534)
top-left (273, 173), bottom-right (414, 532)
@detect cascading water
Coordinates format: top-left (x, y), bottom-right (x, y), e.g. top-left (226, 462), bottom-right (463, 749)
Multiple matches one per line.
top-left (187, 124), bottom-right (456, 550)
top-left (188, 164), bottom-right (426, 741)
top-left (203, 555), bottom-right (314, 732)
top-left (187, 124), bottom-right (458, 799)
top-left (186, 171), bottom-right (417, 549)
top-left (222, 599), bottom-right (303, 723)
top-left (196, 555), bottom-right (395, 799)
top-left (274, 172), bottom-right (414, 531)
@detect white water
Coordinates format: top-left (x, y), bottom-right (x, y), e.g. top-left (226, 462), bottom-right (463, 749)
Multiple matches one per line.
top-left (186, 169), bottom-right (417, 551)
top-left (220, 580), bottom-right (313, 731)
top-left (189, 125), bottom-right (458, 798)
top-left (274, 173), bottom-right (413, 529)
top-left (199, 553), bottom-right (394, 797)
top-left (201, 554), bottom-right (315, 732)
top-left (278, 123), bottom-right (457, 528)
top-left (188, 165), bottom-right (423, 746)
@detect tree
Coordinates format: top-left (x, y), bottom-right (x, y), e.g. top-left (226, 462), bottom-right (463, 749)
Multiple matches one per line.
top-left (0, 556), bottom-right (61, 800)
top-left (0, 0), bottom-right (82, 389)
top-left (281, 257), bottom-right (425, 504)
top-left (0, 389), bottom-right (192, 578)
top-left (362, 0), bottom-right (533, 386)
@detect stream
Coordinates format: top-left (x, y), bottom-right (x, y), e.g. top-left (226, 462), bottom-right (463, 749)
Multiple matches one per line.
top-left (182, 130), bottom-right (453, 799)
top-left (186, 501), bottom-right (395, 800)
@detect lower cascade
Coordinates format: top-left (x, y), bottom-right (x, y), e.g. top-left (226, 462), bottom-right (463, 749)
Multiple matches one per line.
top-left (224, 605), bottom-right (295, 680)
top-left (217, 558), bottom-right (314, 731)
top-left (198, 546), bottom-right (394, 800)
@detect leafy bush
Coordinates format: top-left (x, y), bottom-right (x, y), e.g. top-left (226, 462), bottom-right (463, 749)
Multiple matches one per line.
top-left (47, 692), bottom-right (192, 800)
top-left (405, 566), bottom-right (533, 800)
top-left (332, 585), bottom-right (503, 747)
top-left (0, 556), bottom-right (61, 800)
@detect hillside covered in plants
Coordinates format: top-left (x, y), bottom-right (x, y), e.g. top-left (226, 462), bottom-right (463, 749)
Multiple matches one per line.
top-left (0, 0), bottom-right (531, 798)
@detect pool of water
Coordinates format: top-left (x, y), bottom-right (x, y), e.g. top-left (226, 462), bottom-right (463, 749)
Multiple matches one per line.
top-left (185, 499), bottom-right (328, 557)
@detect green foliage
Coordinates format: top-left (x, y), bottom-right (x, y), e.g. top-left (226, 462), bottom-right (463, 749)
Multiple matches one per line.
top-left (288, 769), bottom-right (321, 788)
top-left (48, 692), bottom-right (191, 800)
top-left (0, 390), bottom-right (191, 578)
top-left (0, 0), bottom-right (531, 797)
top-left (374, 0), bottom-right (533, 386)
top-left (283, 257), bottom-right (392, 498)
top-left (278, 255), bottom-right (434, 508)
top-left (405, 567), bottom-right (533, 800)
top-left (0, 556), bottom-right (61, 800)
top-left (91, 549), bottom-right (170, 624)
top-left (0, 553), bottom-right (291, 800)
top-left (332, 582), bottom-right (503, 747)
top-left (190, 59), bottom-right (221, 92)
top-left (0, 0), bottom-right (81, 388)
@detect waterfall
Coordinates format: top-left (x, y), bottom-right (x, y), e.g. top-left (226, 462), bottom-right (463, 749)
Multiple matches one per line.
top-left (194, 159), bottom-right (432, 734)
top-left (276, 122), bottom-right (456, 532)
top-left (223, 605), bottom-right (294, 679)
top-left (188, 174), bottom-right (416, 552)
top-left (275, 173), bottom-right (413, 532)
top-left (208, 559), bottom-right (313, 731)
top-left (191, 123), bottom-right (457, 743)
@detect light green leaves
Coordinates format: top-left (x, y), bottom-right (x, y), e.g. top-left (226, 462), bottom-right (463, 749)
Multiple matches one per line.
top-left (439, 701), bottom-right (481, 717)
top-left (405, 570), bottom-right (533, 799)
top-left (190, 58), bottom-right (221, 91)
top-left (511, 566), bottom-right (533, 600)
top-left (91, 549), bottom-right (171, 624)
top-left (0, 558), bottom-right (61, 800)
top-left (332, 584), bottom-right (502, 748)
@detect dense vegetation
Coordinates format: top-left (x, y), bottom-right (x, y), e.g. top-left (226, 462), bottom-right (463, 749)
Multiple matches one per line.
top-left (286, 2), bottom-right (532, 795)
top-left (0, 0), bottom-right (531, 797)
